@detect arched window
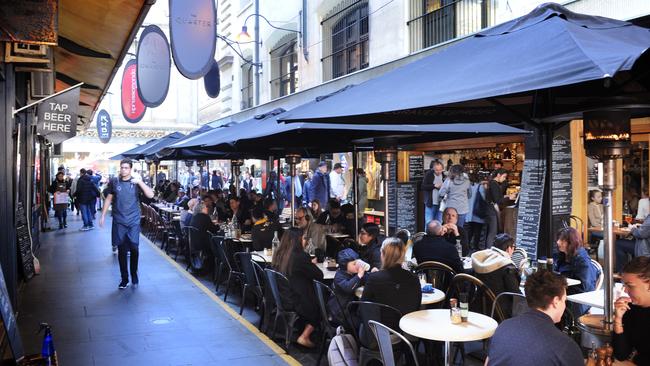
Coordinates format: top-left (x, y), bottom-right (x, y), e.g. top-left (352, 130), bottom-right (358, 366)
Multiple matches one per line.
top-left (270, 38), bottom-right (298, 98)
top-left (323, 1), bottom-right (369, 80)
top-left (241, 60), bottom-right (253, 109)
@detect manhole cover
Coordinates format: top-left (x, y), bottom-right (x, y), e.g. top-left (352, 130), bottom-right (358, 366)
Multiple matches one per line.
top-left (151, 317), bottom-right (173, 325)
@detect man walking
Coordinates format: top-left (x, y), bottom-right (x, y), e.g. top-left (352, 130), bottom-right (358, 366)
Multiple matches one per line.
top-left (100, 159), bottom-right (154, 289)
top-left (329, 163), bottom-right (346, 203)
top-left (75, 169), bottom-right (100, 231)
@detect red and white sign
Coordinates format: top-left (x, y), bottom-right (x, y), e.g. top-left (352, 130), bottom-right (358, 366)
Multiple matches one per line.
top-left (121, 59), bottom-right (146, 123)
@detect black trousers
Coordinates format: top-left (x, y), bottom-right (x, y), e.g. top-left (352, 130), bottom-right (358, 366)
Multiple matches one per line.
top-left (484, 213), bottom-right (499, 248)
top-left (118, 246), bottom-right (139, 283)
top-left (465, 222), bottom-right (484, 250)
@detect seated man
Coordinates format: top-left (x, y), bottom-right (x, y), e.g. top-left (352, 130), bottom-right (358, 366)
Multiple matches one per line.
top-left (251, 206), bottom-right (280, 251)
top-left (412, 220), bottom-right (463, 273)
top-left (180, 198), bottom-right (198, 228)
top-left (295, 207), bottom-right (327, 253)
top-left (189, 201), bottom-right (218, 236)
top-left (442, 207), bottom-right (470, 256)
top-left (316, 199), bottom-right (347, 229)
top-left (471, 233), bottom-right (521, 317)
top-left (487, 270), bottom-right (583, 366)
top-left (174, 188), bottom-right (190, 209)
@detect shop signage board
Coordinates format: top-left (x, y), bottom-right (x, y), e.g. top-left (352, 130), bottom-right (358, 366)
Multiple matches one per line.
top-left (96, 109), bottom-right (112, 144)
top-left (169, 0), bottom-right (217, 79)
top-left (551, 135), bottom-right (572, 215)
top-left (515, 158), bottom-right (546, 262)
top-left (0, 0), bottom-right (57, 45)
top-left (121, 59), bottom-right (146, 123)
top-left (36, 86), bottom-right (79, 144)
top-left (16, 202), bottom-right (34, 281)
top-left (0, 258), bottom-right (23, 362)
top-left (396, 182), bottom-right (418, 234)
top-left (204, 60), bottom-right (221, 98)
top-left (408, 154), bottom-right (424, 181)
top-left (137, 25), bottom-right (171, 107)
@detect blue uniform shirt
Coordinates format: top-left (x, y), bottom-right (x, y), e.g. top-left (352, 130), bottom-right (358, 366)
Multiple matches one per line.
top-left (107, 178), bottom-right (142, 226)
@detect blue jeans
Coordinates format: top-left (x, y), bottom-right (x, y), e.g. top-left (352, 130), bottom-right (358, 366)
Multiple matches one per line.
top-left (456, 213), bottom-right (466, 228)
top-left (80, 204), bottom-right (94, 228)
top-left (424, 204), bottom-right (441, 226)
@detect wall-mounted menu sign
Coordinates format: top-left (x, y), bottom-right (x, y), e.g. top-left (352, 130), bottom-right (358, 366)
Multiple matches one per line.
top-left (515, 159), bottom-right (546, 262)
top-left (551, 135), bottom-right (572, 215)
top-left (408, 154), bottom-right (424, 181)
top-left (396, 182), bottom-right (418, 234)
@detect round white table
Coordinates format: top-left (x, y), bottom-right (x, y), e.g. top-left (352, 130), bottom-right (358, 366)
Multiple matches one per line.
top-left (400, 309), bottom-right (498, 365)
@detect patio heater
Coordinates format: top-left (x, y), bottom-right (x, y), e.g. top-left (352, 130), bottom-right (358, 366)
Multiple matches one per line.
top-left (230, 159), bottom-right (245, 197)
top-left (286, 153), bottom-right (302, 227)
top-left (374, 149), bottom-right (397, 236)
top-left (580, 110), bottom-right (631, 346)
top-left (145, 158), bottom-right (153, 187)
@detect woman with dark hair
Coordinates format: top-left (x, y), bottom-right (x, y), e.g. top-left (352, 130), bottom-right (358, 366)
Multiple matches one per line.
top-left (272, 227), bottom-right (324, 348)
top-left (309, 199), bottom-right (322, 219)
top-left (554, 227), bottom-right (600, 316)
top-left (354, 223), bottom-right (382, 271)
top-left (613, 256), bottom-right (650, 365)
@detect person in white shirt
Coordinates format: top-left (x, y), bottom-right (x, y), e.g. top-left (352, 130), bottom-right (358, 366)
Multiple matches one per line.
top-left (636, 191), bottom-right (649, 221)
top-left (329, 163), bottom-right (346, 203)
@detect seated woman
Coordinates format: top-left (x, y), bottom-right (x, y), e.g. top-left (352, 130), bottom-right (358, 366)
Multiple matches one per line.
top-left (360, 237), bottom-right (421, 343)
top-left (587, 189), bottom-right (604, 246)
top-left (309, 199), bottom-right (322, 219)
top-left (613, 256), bottom-right (650, 365)
top-left (328, 248), bottom-right (366, 325)
top-left (353, 223), bottom-right (383, 271)
top-left (616, 214), bottom-right (650, 273)
top-left (553, 227), bottom-right (599, 316)
top-left (272, 227), bottom-right (324, 348)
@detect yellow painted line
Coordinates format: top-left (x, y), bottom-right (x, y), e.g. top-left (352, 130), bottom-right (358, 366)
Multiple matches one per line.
top-left (144, 237), bottom-right (301, 366)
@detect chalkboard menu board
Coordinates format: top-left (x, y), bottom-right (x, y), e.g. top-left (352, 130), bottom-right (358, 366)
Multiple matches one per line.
top-left (408, 155), bottom-right (424, 181)
top-left (515, 159), bottom-right (546, 262)
top-left (16, 202), bottom-right (35, 280)
top-left (551, 135), bottom-right (572, 215)
top-left (0, 261), bottom-right (23, 361)
top-left (387, 160), bottom-right (397, 232)
top-left (396, 182), bottom-right (418, 234)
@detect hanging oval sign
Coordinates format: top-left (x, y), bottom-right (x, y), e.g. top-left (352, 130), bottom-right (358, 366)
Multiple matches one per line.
top-left (137, 25), bottom-right (171, 107)
top-left (96, 109), bottom-right (112, 144)
top-left (204, 59), bottom-right (220, 98)
top-left (169, 0), bottom-right (217, 79)
top-left (120, 59), bottom-right (146, 123)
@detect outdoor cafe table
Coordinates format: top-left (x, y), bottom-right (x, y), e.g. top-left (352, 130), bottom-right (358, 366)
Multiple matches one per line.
top-left (251, 251), bottom-right (335, 280)
top-left (400, 309), bottom-right (498, 366)
top-left (588, 226), bottom-right (632, 237)
top-left (567, 282), bottom-right (624, 309)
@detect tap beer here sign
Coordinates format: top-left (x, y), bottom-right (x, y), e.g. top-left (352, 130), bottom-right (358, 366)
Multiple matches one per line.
top-left (37, 87), bottom-right (79, 144)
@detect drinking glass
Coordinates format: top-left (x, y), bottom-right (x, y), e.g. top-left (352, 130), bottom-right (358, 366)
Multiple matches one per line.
top-left (625, 215), bottom-right (633, 226)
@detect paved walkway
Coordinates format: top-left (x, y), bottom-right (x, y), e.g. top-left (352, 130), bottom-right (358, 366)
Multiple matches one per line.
top-left (17, 213), bottom-right (295, 366)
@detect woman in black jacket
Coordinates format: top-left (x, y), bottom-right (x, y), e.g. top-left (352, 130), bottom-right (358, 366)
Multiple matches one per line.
top-left (361, 237), bottom-right (421, 338)
top-left (272, 227), bottom-right (324, 348)
top-left (484, 169), bottom-right (515, 248)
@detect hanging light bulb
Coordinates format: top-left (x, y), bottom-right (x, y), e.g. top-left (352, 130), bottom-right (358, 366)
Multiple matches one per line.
top-left (237, 25), bottom-right (252, 43)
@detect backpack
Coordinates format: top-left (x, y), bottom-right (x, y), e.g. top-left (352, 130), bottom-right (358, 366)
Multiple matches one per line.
top-left (328, 326), bottom-right (358, 366)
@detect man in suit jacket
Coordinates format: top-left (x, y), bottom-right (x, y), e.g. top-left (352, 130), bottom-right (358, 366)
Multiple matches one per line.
top-left (309, 162), bottom-right (330, 210)
top-left (412, 220), bottom-right (464, 273)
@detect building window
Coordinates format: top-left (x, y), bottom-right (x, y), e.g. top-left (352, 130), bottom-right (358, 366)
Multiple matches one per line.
top-left (408, 0), bottom-right (496, 53)
top-left (241, 60), bottom-right (253, 109)
top-left (322, 0), bottom-right (369, 81)
top-left (270, 39), bottom-right (298, 98)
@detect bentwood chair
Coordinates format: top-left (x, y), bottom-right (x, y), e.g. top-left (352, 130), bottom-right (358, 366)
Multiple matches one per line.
top-left (368, 320), bottom-right (420, 366)
top-left (415, 261), bottom-right (457, 294)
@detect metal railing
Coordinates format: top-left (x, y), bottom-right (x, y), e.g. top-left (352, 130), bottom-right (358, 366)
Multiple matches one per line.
top-left (408, 0), bottom-right (496, 53)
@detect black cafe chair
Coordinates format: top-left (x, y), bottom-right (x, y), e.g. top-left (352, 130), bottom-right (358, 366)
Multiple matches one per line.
top-left (264, 269), bottom-right (299, 354)
top-left (313, 280), bottom-right (351, 365)
top-left (347, 301), bottom-right (403, 366)
top-left (233, 252), bottom-right (265, 316)
top-left (210, 235), bottom-right (244, 301)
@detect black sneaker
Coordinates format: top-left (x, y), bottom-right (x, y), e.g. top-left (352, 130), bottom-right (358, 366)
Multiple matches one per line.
top-left (118, 280), bottom-right (129, 290)
top-left (132, 276), bottom-right (139, 288)
top-left (112, 245), bottom-right (118, 254)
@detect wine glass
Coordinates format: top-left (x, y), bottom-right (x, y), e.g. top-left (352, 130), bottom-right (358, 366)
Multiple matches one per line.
top-left (625, 214), bottom-right (633, 226)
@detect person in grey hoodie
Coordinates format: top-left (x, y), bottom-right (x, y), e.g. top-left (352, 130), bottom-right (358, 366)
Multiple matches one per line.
top-left (471, 233), bottom-right (521, 317)
top-left (439, 164), bottom-right (471, 227)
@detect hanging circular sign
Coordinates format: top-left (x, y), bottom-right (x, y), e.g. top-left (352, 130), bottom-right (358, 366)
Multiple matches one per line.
top-left (204, 59), bottom-right (220, 98)
top-left (96, 109), bottom-right (112, 144)
top-left (120, 59), bottom-right (146, 123)
top-left (136, 25), bottom-right (171, 107)
top-left (170, 0), bottom-right (217, 79)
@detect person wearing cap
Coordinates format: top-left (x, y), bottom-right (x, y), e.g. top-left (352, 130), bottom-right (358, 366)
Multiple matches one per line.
top-left (328, 248), bottom-right (367, 325)
top-left (329, 162), bottom-right (346, 204)
top-left (309, 162), bottom-right (330, 210)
